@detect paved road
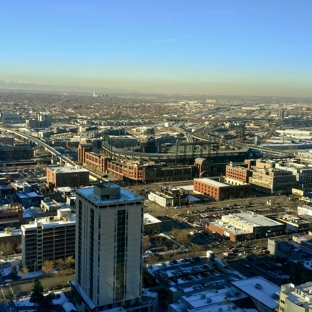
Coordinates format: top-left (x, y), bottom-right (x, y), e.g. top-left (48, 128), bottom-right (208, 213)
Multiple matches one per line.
top-left (0, 274), bottom-right (75, 303)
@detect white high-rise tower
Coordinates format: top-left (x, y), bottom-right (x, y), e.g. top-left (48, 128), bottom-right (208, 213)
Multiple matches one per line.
top-left (71, 182), bottom-right (143, 311)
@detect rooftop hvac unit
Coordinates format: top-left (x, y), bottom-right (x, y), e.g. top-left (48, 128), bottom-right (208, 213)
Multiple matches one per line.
top-left (255, 283), bottom-right (262, 289)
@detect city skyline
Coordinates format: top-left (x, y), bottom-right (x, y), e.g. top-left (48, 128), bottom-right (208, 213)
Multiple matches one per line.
top-left (1, 1), bottom-right (312, 97)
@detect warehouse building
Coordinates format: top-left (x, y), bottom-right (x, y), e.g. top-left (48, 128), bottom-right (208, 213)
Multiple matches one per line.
top-left (193, 177), bottom-right (250, 201)
top-left (206, 212), bottom-right (284, 242)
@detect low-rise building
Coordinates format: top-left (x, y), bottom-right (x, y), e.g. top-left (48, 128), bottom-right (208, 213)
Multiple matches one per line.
top-left (148, 186), bottom-right (188, 207)
top-left (232, 276), bottom-right (280, 312)
top-left (274, 213), bottom-right (312, 233)
top-left (168, 286), bottom-right (247, 312)
top-left (279, 282), bottom-right (312, 312)
top-left (268, 237), bottom-right (312, 261)
top-left (206, 212), bottom-right (284, 242)
top-left (249, 167), bottom-right (297, 195)
top-left (298, 205), bottom-right (312, 217)
top-left (143, 213), bottom-right (161, 234)
top-left (225, 163), bottom-right (250, 183)
top-left (193, 177), bottom-right (250, 200)
top-left (275, 163), bottom-right (312, 190)
top-left (0, 144), bottom-right (34, 161)
top-left (46, 165), bottom-right (89, 188)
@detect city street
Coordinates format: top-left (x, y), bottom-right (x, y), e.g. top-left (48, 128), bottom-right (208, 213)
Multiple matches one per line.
top-left (0, 274), bottom-right (74, 303)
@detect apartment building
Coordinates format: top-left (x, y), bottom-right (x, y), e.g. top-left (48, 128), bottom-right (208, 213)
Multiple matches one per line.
top-left (46, 165), bottom-right (89, 188)
top-left (21, 208), bottom-right (75, 270)
top-left (71, 182), bottom-right (156, 311)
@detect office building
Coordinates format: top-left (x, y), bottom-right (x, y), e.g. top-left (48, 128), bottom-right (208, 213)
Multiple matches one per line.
top-left (21, 208), bottom-right (75, 270)
top-left (71, 182), bottom-right (155, 312)
top-left (46, 165), bottom-right (89, 188)
top-left (249, 167), bottom-right (297, 195)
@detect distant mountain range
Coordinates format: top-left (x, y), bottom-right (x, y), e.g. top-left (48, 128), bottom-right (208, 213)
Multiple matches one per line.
top-left (0, 79), bottom-right (137, 94)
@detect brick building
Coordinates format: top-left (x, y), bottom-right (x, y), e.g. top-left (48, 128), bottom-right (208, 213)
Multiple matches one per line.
top-left (0, 135), bottom-right (14, 145)
top-left (225, 163), bottom-right (250, 183)
top-left (193, 177), bottom-right (250, 201)
top-left (46, 165), bottom-right (89, 188)
top-left (0, 145), bottom-right (34, 161)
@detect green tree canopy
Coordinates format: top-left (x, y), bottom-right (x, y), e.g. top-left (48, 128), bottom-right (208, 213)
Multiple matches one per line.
top-left (30, 279), bottom-right (44, 305)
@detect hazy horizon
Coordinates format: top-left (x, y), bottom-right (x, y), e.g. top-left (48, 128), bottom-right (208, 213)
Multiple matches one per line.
top-left (1, 1), bottom-right (312, 97)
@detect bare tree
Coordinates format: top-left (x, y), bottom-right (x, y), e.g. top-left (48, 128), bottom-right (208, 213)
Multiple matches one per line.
top-left (170, 228), bottom-right (191, 248)
top-left (0, 242), bottom-right (14, 261)
top-left (143, 236), bottom-right (150, 252)
top-left (285, 227), bottom-right (291, 237)
top-left (189, 244), bottom-right (204, 257)
top-left (20, 266), bottom-right (29, 275)
top-left (55, 256), bottom-right (75, 287)
top-left (41, 260), bottom-right (55, 276)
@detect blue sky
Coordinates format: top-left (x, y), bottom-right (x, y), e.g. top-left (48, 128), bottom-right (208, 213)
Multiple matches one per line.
top-left (1, 0), bottom-right (312, 96)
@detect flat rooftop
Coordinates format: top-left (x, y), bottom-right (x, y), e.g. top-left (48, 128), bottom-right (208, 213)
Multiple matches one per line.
top-left (76, 184), bottom-right (142, 205)
top-left (179, 286), bottom-right (246, 312)
top-left (232, 276), bottom-right (279, 309)
top-left (282, 282), bottom-right (312, 308)
top-left (48, 165), bottom-right (89, 173)
top-left (223, 212), bottom-right (284, 227)
top-left (144, 213), bottom-right (161, 225)
top-left (209, 220), bottom-right (251, 235)
top-left (195, 178), bottom-right (228, 188)
top-left (22, 214), bottom-right (76, 230)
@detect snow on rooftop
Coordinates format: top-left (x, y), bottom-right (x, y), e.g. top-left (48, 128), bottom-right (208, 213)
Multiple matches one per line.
top-left (76, 185), bottom-right (142, 205)
top-left (179, 184), bottom-right (194, 191)
top-left (49, 165), bottom-right (88, 173)
top-left (21, 214), bottom-right (76, 230)
top-left (57, 187), bottom-right (75, 193)
top-left (223, 212), bottom-right (283, 227)
top-left (232, 276), bottom-right (279, 309)
top-left (195, 178), bottom-right (228, 188)
top-left (144, 213), bottom-right (161, 225)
